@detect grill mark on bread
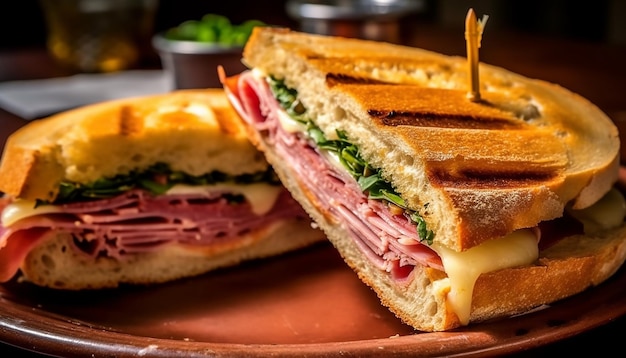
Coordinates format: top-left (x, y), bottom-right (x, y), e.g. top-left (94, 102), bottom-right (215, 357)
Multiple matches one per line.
top-left (119, 106), bottom-right (144, 136)
top-left (427, 166), bottom-right (559, 189)
top-left (368, 109), bottom-right (524, 130)
top-left (326, 82), bottom-right (531, 130)
top-left (326, 73), bottom-right (390, 87)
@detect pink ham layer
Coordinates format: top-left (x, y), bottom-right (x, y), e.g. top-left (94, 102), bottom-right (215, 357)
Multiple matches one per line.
top-left (0, 187), bottom-right (308, 282)
top-left (226, 72), bottom-right (445, 284)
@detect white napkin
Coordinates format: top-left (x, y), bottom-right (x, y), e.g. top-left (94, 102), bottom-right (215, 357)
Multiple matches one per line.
top-left (0, 70), bottom-right (173, 120)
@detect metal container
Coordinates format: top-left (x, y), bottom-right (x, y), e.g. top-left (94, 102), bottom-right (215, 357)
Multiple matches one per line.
top-left (286, 0), bottom-right (424, 43)
top-left (152, 33), bottom-right (246, 89)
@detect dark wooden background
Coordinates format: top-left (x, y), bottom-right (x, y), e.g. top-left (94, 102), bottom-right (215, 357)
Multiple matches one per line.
top-left (1, 0), bottom-right (624, 51)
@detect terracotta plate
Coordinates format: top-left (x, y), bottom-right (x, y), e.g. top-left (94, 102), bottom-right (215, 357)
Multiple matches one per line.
top-left (0, 242), bottom-right (625, 357)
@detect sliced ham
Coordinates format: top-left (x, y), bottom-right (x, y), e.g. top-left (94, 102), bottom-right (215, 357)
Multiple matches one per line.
top-left (0, 226), bottom-right (53, 281)
top-left (228, 71), bottom-right (445, 276)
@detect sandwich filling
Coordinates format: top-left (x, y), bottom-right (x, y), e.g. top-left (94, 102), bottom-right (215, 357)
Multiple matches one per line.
top-left (0, 163), bottom-right (310, 282)
top-left (224, 70), bottom-right (626, 324)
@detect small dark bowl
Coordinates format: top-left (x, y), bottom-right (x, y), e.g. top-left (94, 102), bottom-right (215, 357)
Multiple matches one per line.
top-left (152, 33), bottom-right (248, 89)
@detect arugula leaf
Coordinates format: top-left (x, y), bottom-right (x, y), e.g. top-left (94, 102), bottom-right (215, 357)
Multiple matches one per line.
top-left (138, 179), bottom-right (173, 195)
top-left (51, 163), bottom-right (279, 205)
top-left (411, 212), bottom-right (434, 245)
top-left (269, 75), bottom-right (307, 122)
top-left (268, 77), bottom-right (435, 244)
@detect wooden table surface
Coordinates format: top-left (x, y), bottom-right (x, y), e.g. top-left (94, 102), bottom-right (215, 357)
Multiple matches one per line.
top-left (0, 25), bottom-right (625, 357)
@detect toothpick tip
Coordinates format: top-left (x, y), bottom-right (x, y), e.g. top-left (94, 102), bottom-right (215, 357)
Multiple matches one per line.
top-left (465, 8), bottom-right (477, 30)
top-left (466, 8), bottom-right (476, 21)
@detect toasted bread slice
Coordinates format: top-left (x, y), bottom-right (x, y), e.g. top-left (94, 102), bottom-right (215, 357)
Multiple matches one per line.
top-left (242, 28), bottom-right (619, 251)
top-left (0, 89), bottom-right (268, 202)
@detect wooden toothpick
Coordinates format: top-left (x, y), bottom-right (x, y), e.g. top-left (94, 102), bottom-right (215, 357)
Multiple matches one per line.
top-left (465, 8), bottom-right (488, 102)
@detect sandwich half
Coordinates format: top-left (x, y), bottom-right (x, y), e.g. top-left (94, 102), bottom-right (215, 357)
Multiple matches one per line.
top-left (0, 89), bottom-right (324, 290)
top-left (221, 28), bottom-right (626, 331)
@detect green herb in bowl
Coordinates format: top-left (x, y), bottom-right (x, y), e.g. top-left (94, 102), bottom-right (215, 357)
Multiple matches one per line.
top-left (165, 14), bottom-right (266, 47)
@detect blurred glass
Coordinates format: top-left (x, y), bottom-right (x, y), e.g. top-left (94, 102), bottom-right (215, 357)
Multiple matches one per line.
top-left (39, 0), bottom-right (158, 73)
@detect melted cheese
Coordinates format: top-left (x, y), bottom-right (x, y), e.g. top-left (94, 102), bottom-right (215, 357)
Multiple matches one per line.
top-left (1, 200), bottom-right (63, 227)
top-left (568, 188), bottom-right (626, 234)
top-left (433, 229), bottom-right (538, 325)
top-left (2, 183), bottom-right (282, 227)
top-left (430, 188), bottom-right (626, 325)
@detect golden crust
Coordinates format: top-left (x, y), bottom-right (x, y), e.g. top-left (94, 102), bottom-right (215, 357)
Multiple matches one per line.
top-left (0, 89), bottom-right (269, 201)
top-left (0, 146), bottom-right (63, 201)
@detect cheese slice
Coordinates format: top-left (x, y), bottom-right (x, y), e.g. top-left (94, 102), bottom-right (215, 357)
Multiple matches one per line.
top-left (433, 229), bottom-right (539, 325)
top-left (2, 182), bottom-right (282, 227)
top-left (1, 200), bottom-right (64, 227)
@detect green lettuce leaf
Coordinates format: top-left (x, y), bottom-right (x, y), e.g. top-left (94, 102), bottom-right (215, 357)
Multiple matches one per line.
top-left (49, 163), bottom-right (279, 205)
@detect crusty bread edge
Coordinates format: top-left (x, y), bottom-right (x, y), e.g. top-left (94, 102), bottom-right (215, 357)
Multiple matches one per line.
top-left (0, 89), bottom-right (269, 202)
top-left (470, 223), bottom-right (626, 323)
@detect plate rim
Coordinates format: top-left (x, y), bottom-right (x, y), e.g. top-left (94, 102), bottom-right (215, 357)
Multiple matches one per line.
top-left (1, 261), bottom-right (625, 358)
